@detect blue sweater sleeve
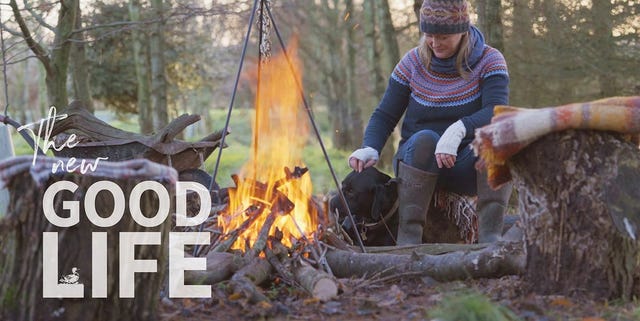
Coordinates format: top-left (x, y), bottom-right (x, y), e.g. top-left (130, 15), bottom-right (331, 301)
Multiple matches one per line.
top-left (362, 77), bottom-right (411, 153)
top-left (460, 73), bottom-right (509, 139)
top-left (460, 47), bottom-right (510, 139)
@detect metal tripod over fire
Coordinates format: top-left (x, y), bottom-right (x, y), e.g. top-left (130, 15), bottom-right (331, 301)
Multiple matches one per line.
top-left (201, 0), bottom-right (366, 253)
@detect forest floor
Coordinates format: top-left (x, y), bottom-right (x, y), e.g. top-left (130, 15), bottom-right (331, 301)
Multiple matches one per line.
top-left (158, 274), bottom-right (640, 321)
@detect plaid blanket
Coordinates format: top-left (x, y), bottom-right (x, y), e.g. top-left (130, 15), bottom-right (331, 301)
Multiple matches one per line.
top-left (471, 96), bottom-right (640, 188)
top-left (0, 155), bottom-right (178, 189)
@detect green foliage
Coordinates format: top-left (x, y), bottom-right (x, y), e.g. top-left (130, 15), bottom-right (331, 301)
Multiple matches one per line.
top-left (85, 1), bottom-right (138, 114)
top-left (428, 291), bottom-right (521, 321)
top-left (85, 1), bottom-right (215, 115)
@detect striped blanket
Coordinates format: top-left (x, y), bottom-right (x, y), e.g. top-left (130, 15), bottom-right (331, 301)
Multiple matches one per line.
top-left (471, 96), bottom-right (640, 188)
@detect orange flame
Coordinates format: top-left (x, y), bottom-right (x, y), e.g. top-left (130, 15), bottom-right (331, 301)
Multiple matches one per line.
top-left (218, 38), bottom-right (318, 251)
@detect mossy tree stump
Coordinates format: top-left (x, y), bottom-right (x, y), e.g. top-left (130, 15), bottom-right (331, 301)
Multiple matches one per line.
top-left (0, 157), bottom-right (175, 321)
top-left (509, 130), bottom-right (640, 300)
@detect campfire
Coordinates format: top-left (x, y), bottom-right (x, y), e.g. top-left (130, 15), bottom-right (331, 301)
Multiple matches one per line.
top-left (217, 41), bottom-right (319, 252)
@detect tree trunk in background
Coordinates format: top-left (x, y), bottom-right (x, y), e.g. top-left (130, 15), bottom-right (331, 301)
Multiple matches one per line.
top-left (70, 0), bottom-right (94, 113)
top-left (129, 0), bottom-right (153, 134)
top-left (508, 0), bottom-right (540, 106)
top-left (0, 125), bottom-right (13, 216)
top-left (9, 0), bottom-right (77, 111)
top-left (363, 1), bottom-right (384, 96)
top-left (413, 0), bottom-right (422, 22)
top-left (311, 0), bottom-right (361, 150)
top-left (377, 0), bottom-right (400, 73)
top-left (46, 0), bottom-right (76, 111)
top-left (345, 0), bottom-right (363, 148)
top-left (591, 0), bottom-right (616, 97)
top-left (150, 0), bottom-right (169, 130)
top-left (476, 0), bottom-right (504, 51)
top-left (375, 0), bottom-right (401, 172)
top-left (17, 61), bottom-right (27, 123)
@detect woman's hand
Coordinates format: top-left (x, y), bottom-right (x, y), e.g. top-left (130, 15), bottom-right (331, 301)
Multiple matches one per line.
top-left (348, 147), bottom-right (379, 172)
top-left (435, 153), bottom-right (457, 169)
top-left (435, 120), bottom-right (466, 169)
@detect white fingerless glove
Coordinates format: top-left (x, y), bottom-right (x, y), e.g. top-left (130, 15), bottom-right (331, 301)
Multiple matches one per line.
top-left (348, 146), bottom-right (379, 165)
top-left (435, 120), bottom-right (466, 156)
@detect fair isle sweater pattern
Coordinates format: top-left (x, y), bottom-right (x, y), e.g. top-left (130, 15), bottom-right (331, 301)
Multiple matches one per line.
top-left (362, 45), bottom-right (509, 153)
top-left (391, 46), bottom-right (508, 108)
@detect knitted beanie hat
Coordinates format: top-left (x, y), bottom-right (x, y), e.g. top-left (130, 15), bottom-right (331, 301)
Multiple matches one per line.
top-left (420, 0), bottom-right (470, 34)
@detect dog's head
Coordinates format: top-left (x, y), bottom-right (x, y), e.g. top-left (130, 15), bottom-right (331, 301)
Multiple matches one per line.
top-left (339, 167), bottom-right (397, 220)
top-left (330, 167), bottom-right (398, 246)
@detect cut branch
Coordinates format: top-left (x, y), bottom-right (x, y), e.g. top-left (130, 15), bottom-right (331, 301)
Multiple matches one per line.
top-left (229, 257), bottom-right (273, 303)
top-left (359, 243), bottom-right (489, 256)
top-left (184, 252), bottom-right (247, 285)
top-left (326, 242), bottom-right (525, 281)
top-left (293, 260), bottom-right (338, 302)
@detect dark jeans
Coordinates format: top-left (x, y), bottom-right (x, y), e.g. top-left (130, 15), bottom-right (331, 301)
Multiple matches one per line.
top-left (393, 129), bottom-right (477, 196)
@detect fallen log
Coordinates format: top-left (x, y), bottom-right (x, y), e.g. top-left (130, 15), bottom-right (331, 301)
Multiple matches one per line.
top-left (357, 243), bottom-right (488, 256)
top-left (326, 242), bottom-right (524, 281)
top-left (509, 130), bottom-right (640, 300)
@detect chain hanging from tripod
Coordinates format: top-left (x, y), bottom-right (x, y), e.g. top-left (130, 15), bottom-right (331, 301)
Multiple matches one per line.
top-left (198, 0), bottom-right (367, 253)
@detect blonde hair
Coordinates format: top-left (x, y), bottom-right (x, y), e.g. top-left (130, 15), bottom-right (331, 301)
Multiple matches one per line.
top-left (418, 32), bottom-right (472, 79)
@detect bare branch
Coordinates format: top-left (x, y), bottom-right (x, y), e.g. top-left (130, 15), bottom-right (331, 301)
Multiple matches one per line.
top-left (0, 22), bottom-right (22, 37)
top-left (70, 20), bottom-right (153, 35)
top-left (23, 0), bottom-right (55, 31)
top-left (8, 0), bottom-right (50, 72)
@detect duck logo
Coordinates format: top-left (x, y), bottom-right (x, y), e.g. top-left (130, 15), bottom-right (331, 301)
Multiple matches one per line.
top-left (59, 267), bottom-right (81, 285)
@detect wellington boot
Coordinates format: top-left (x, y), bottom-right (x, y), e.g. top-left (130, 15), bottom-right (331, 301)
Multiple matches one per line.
top-left (476, 171), bottom-right (513, 243)
top-left (396, 162), bottom-right (439, 245)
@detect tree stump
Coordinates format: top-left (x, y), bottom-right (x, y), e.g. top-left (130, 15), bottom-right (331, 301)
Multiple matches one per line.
top-left (0, 156), bottom-right (176, 321)
top-left (509, 130), bottom-right (640, 300)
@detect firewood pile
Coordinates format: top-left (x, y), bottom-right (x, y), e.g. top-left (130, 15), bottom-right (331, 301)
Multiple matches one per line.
top-left (173, 165), bottom-right (525, 306)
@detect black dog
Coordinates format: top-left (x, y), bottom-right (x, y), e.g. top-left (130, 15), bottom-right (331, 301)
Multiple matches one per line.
top-left (330, 167), bottom-right (398, 246)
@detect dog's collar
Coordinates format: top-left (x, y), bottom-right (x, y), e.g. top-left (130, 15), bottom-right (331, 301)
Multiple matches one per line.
top-left (364, 198), bottom-right (399, 230)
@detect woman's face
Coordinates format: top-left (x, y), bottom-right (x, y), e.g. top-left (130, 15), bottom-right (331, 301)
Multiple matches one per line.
top-left (425, 33), bottom-right (464, 59)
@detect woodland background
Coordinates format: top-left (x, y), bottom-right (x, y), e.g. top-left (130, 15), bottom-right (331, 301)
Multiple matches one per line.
top-left (0, 0), bottom-right (639, 190)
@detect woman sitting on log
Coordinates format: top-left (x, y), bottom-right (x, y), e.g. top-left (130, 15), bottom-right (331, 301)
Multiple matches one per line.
top-left (348, 0), bottom-right (511, 245)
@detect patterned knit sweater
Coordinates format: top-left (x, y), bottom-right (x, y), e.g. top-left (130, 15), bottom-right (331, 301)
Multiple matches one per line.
top-left (363, 29), bottom-right (509, 154)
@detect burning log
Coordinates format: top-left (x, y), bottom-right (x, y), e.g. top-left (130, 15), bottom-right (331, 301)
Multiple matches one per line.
top-left (247, 209), bottom-right (282, 258)
top-left (325, 242), bottom-right (525, 281)
top-left (212, 205), bottom-right (264, 253)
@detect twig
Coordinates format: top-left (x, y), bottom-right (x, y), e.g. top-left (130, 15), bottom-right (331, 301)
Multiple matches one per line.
top-left (246, 209), bottom-right (279, 258)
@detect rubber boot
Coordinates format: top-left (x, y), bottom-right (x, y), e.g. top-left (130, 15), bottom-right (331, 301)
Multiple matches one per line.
top-left (396, 161), bottom-right (439, 245)
top-left (476, 170), bottom-right (513, 243)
